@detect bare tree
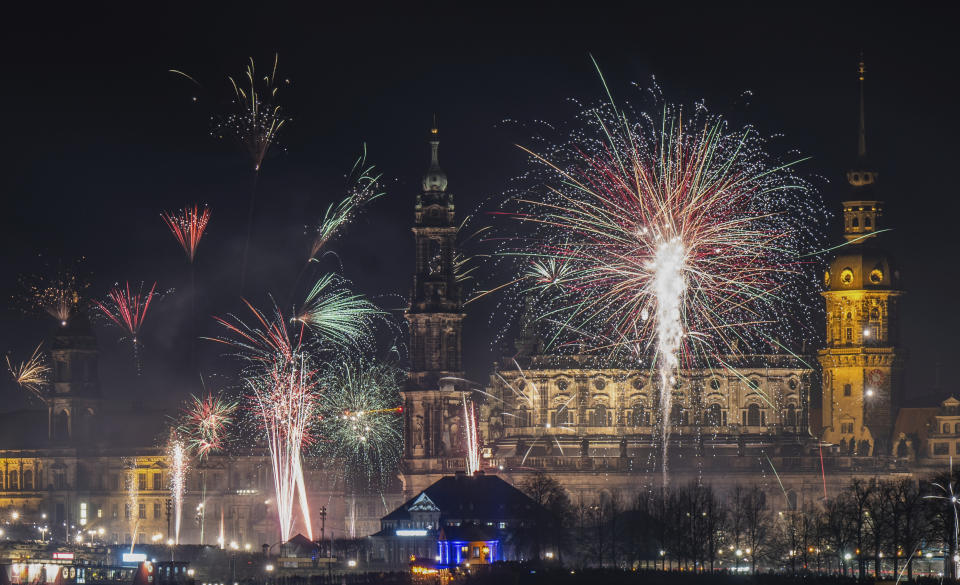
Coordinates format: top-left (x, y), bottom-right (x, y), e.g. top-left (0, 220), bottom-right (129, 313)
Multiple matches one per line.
top-left (849, 478), bottom-right (875, 579)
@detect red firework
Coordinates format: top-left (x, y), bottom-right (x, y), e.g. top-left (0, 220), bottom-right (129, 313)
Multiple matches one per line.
top-left (210, 299), bottom-right (306, 365)
top-left (162, 204), bottom-right (211, 262)
top-left (94, 282), bottom-right (157, 342)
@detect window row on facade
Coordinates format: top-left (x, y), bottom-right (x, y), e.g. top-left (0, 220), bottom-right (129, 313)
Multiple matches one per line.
top-left (511, 403), bottom-right (802, 429)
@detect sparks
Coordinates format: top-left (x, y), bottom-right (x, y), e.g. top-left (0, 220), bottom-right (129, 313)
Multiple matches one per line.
top-left (498, 84), bottom-right (820, 480)
top-left (6, 343), bottom-right (50, 401)
top-left (292, 274), bottom-right (382, 348)
top-left (93, 282), bottom-right (158, 374)
top-left (162, 204), bottom-right (211, 263)
top-left (168, 438), bottom-right (188, 545)
top-left (180, 392), bottom-right (238, 458)
top-left (315, 359), bottom-right (404, 491)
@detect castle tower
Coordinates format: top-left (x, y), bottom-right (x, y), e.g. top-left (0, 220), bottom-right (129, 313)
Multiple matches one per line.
top-left (402, 127), bottom-right (468, 487)
top-left (819, 58), bottom-right (903, 456)
top-left (47, 313), bottom-right (103, 444)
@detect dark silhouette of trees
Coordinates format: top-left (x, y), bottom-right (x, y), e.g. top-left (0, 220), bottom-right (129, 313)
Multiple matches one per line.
top-left (504, 470), bottom-right (960, 579)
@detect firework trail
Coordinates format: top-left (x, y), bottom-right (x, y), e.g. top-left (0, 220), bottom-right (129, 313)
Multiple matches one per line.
top-left (218, 54), bottom-right (288, 289)
top-left (162, 204), bottom-right (211, 263)
top-left (315, 359), bottom-right (404, 491)
top-left (125, 461), bottom-right (139, 552)
top-left (93, 282), bottom-right (157, 374)
top-left (6, 343), bottom-right (50, 402)
top-left (246, 353), bottom-right (317, 541)
top-left (180, 392), bottom-right (238, 458)
top-left (292, 274), bottom-right (383, 348)
top-left (214, 300), bottom-right (316, 541)
top-left (500, 82), bottom-right (819, 481)
top-left (171, 54), bottom-right (289, 289)
top-left (168, 438), bottom-right (188, 544)
top-left (309, 148), bottom-right (384, 261)
top-left (463, 396), bottom-right (480, 475)
top-left (17, 258), bottom-right (87, 326)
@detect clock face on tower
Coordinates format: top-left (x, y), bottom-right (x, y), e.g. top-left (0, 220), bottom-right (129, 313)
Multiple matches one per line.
top-left (867, 369), bottom-right (884, 388)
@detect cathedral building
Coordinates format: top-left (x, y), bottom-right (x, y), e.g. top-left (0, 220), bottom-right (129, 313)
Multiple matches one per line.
top-left (0, 60), bottom-right (947, 547)
top-left (397, 60), bottom-right (937, 507)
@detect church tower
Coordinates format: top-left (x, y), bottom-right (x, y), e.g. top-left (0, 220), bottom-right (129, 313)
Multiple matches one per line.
top-left (48, 313), bottom-right (103, 444)
top-left (819, 58), bottom-right (903, 456)
top-left (402, 127), bottom-right (469, 489)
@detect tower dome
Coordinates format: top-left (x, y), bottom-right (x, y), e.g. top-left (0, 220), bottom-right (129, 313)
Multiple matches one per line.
top-left (422, 127), bottom-right (448, 192)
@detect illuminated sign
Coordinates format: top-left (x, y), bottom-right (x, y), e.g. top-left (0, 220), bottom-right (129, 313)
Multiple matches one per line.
top-left (53, 552), bottom-right (75, 560)
top-left (122, 553), bottom-right (147, 563)
top-left (396, 529), bottom-right (428, 537)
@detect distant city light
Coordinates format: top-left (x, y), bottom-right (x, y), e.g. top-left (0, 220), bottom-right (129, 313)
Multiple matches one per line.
top-left (395, 529), bottom-right (428, 537)
top-left (347, 560), bottom-right (357, 567)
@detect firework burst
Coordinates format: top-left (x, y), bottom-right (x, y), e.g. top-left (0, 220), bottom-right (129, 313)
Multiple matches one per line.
top-left (162, 204), bottom-right (211, 263)
top-left (17, 258), bottom-right (88, 325)
top-left (180, 392), bottom-right (238, 458)
top-left (292, 274), bottom-right (383, 348)
top-left (6, 343), bottom-right (51, 402)
top-left (309, 148), bottom-right (384, 261)
top-left (210, 298), bottom-right (303, 365)
top-left (315, 359), bottom-right (404, 491)
top-left (93, 282), bottom-right (158, 374)
top-left (214, 54), bottom-right (288, 172)
top-left (499, 83), bottom-right (820, 477)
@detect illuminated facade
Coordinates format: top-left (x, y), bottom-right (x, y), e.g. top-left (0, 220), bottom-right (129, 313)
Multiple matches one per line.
top-left (0, 317), bottom-right (403, 545)
top-left (400, 127), bottom-right (474, 484)
top-left (819, 59), bottom-right (903, 456)
top-left (397, 60), bottom-right (939, 507)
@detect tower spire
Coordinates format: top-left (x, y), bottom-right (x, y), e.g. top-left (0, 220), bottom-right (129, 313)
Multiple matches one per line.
top-left (858, 53), bottom-right (867, 159)
top-left (846, 53), bottom-right (876, 189)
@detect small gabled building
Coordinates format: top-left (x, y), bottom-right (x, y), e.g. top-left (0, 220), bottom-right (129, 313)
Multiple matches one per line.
top-left (369, 472), bottom-right (542, 568)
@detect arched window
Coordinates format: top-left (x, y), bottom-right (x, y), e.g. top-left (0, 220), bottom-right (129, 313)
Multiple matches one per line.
top-left (785, 405), bottom-right (797, 427)
top-left (747, 404), bottom-right (761, 427)
top-left (555, 407), bottom-right (569, 426)
top-left (631, 404), bottom-right (648, 427)
top-left (670, 404), bottom-right (684, 426)
top-left (852, 217), bottom-right (859, 227)
top-left (592, 405), bottom-right (607, 426)
top-left (945, 423), bottom-right (951, 434)
top-left (705, 404), bottom-right (722, 426)
top-left (864, 216), bottom-right (872, 227)
top-left (954, 423), bottom-right (960, 434)
top-left (55, 410), bottom-right (70, 440)
top-left (8, 470), bottom-right (18, 491)
top-left (23, 469), bottom-right (33, 491)
top-left (516, 408), bottom-right (530, 428)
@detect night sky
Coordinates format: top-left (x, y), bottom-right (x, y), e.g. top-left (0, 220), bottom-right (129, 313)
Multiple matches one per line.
top-left (1, 4), bottom-right (956, 411)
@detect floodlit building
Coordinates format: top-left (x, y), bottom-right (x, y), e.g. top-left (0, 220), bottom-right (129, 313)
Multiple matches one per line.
top-left (369, 472), bottom-right (540, 566)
